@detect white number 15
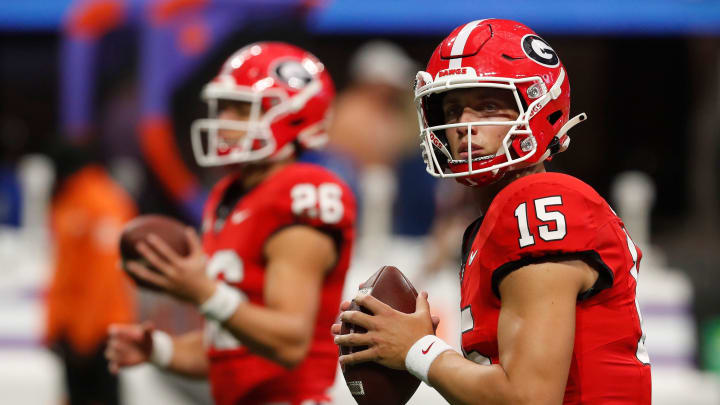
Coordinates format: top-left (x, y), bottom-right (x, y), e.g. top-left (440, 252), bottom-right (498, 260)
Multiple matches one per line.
top-left (514, 196), bottom-right (567, 248)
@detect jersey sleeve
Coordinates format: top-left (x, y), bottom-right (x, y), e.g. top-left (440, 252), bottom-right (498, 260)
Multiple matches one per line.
top-left (478, 177), bottom-right (619, 299)
top-left (269, 165), bottom-right (357, 235)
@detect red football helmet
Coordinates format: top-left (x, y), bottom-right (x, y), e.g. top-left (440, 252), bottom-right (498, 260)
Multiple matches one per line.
top-left (415, 19), bottom-right (586, 186)
top-left (191, 42), bottom-right (335, 166)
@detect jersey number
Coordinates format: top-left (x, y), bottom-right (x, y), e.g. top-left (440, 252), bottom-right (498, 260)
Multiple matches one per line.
top-left (291, 183), bottom-right (343, 224)
top-left (514, 196), bottom-right (566, 248)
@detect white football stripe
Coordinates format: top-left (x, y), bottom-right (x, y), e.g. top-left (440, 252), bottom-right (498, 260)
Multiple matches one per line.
top-left (449, 19), bottom-right (484, 69)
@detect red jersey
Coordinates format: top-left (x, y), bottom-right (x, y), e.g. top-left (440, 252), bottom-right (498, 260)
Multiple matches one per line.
top-left (201, 162), bottom-right (356, 405)
top-left (460, 172), bottom-right (651, 404)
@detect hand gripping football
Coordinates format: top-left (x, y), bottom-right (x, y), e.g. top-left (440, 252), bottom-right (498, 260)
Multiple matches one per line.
top-left (340, 265), bottom-right (421, 405)
top-left (119, 214), bottom-right (190, 290)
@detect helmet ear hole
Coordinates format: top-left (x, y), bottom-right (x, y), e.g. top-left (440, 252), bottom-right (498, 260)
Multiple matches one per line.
top-left (547, 110), bottom-right (563, 125)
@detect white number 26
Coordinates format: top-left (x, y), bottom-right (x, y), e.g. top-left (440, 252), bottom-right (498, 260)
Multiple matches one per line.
top-left (291, 183), bottom-right (343, 224)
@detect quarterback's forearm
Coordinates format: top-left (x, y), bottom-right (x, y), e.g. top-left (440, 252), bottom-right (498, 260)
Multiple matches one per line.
top-left (167, 330), bottom-right (209, 378)
top-left (427, 263), bottom-right (583, 405)
top-left (428, 351), bottom-right (520, 405)
top-left (429, 351), bottom-right (563, 405)
top-left (222, 302), bottom-right (313, 368)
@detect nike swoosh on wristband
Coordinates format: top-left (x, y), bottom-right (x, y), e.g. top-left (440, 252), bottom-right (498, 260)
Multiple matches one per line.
top-left (422, 341), bottom-right (436, 355)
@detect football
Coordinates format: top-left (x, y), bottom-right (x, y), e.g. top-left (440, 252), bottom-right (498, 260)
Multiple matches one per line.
top-left (119, 214), bottom-right (190, 290)
top-left (340, 265), bottom-right (421, 405)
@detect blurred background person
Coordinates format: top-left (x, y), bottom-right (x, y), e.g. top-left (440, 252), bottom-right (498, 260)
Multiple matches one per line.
top-left (45, 137), bottom-right (137, 405)
top-left (421, 182), bottom-right (478, 277)
top-left (329, 40), bottom-right (436, 251)
top-left (107, 42), bottom-right (357, 405)
top-left (329, 40), bottom-right (417, 168)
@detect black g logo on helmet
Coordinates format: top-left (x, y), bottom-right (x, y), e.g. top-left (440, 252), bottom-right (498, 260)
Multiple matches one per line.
top-left (273, 60), bottom-right (313, 90)
top-left (521, 35), bottom-right (559, 68)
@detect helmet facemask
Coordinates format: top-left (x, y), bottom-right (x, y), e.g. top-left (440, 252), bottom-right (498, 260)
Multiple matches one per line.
top-left (191, 79), bottom-right (322, 167)
top-left (416, 67), bottom-right (571, 186)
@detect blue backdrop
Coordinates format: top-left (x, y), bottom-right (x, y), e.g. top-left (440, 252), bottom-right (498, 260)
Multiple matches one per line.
top-left (4, 0), bottom-right (720, 35)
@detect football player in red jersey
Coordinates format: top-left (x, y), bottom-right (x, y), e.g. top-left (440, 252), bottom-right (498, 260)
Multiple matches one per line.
top-left (334, 19), bottom-right (652, 404)
top-left (106, 42), bottom-right (356, 405)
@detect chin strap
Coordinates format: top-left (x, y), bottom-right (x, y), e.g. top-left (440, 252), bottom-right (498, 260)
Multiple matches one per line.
top-left (559, 113), bottom-right (587, 138)
top-left (538, 112), bottom-right (588, 161)
top-left (557, 112), bottom-right (587, 151)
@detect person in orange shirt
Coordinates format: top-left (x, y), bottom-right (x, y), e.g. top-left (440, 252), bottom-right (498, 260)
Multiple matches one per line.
top-left (45, 140), bottom-right (137, 405)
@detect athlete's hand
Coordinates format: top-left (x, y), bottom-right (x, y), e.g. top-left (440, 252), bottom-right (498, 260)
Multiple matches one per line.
top-left (105, 322), bottom-right (154, 374)
top-left (125, 227), bottom-right (216, 305)
top-left (331, 300), bottom-right (440, 335)
top-left (333, 291), bottom-right (436, 370)
top-left (330, 300), bottom-right (353, 335)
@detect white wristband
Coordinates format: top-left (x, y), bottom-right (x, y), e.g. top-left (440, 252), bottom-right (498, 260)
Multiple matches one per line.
top-left (199, 282), bottom-right (246, 322)
top-left (150, 330), bottom-right (174, 368)
top-left (405, 335), bottom-right (455, 385)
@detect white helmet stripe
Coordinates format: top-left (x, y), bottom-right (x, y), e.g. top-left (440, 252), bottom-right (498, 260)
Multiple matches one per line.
top-left (448, 19), bottom-right (484, 69)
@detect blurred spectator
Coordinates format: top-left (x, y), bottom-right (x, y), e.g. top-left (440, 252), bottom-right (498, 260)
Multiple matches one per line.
top-left (329, 41), bottom-right (436, 237)
top-left (329, 40), bottom-right (417, 167)
top-left (422, 181), bottom-right (479, 276)
top-left (44, 137), bottom-right (137, 405)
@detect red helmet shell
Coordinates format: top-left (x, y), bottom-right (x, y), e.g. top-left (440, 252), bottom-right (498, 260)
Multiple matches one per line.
top-left (416, 19), bottom-right (572, 186)
top-left (192, 42), bottom-right (335, 166)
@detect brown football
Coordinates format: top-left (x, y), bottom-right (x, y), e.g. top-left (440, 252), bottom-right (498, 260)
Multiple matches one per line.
top-left (340, 265), bottom-right (421, 405)
top-left (119, 214), bottom-right (190, 290)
